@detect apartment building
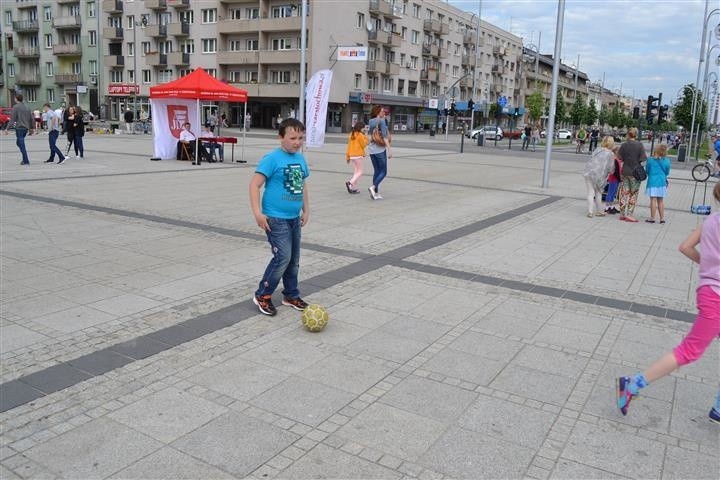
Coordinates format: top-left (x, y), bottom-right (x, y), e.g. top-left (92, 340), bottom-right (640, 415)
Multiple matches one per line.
top-left (1, 0), bottom-right (101, 112)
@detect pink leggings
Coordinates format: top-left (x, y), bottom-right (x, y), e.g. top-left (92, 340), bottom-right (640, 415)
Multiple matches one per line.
top-left (348, 156), bottom-right (364, 189)
top-left (673, 286), bottom-right (720, 365)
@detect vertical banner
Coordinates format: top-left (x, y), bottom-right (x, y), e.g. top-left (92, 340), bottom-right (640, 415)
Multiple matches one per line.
top-left (304, 69), bottom-right (333, 148)
top-left (150, 98), bottom-right (198, 159)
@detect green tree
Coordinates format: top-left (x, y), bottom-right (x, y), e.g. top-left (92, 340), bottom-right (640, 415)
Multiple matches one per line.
top-left (526, 91), bottom-right (545, 125)
top-left (488, 102), bottom-right (499, 120)
top-left (584, 98), bottom-right (598, 126)
top-left (569, 96), bottom-right (586, 128)
top-left (598, 105), bottom-right (609, 128)
top-left (672, 84), bottom-right (708, 130)
top-left (607, 104), bottom-right (622, 129)
top-left (554, 93), bottom-right (566, 127)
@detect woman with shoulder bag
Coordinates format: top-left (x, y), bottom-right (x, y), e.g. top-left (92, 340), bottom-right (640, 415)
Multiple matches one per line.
top-left (367, 105), bottom-right (391, 200)
top-left (582, 136), bottom-right (616, 217)
top-left (617, 127), bottom-right (648, 222)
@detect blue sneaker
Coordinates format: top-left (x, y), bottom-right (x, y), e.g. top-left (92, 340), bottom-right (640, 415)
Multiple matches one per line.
top-left (616, 376), bottom-right (636, 416)
top-left (709, 408), bottom-right (720, 424)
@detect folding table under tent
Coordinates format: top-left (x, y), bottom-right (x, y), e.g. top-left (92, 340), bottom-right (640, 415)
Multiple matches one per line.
top-left (149, 67), bottom-right (249, 162)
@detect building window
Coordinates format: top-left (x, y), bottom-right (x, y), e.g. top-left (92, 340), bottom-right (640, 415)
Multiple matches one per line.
top-left (69, 4), bottom-right (80, 16)
top-left (412, 3), bottom-right (420, 18)
top-left (271, 70), bottom-right (291, 83)
top-left (30, 36), bottom-right (39, 48)
top-left (368, 76), bottom-right (377, 91)
top-left (46, 62), bottom-right (53, 76)
top-left (88, 2), bottom-right (95, 18)
top-left (128, 70), bottom-right (134, 83)
top-left (398, 79), bottom-right (404, 94)
top-left (201, 9), bottom-right (217, 24)
top-left (128, 42), bottom-right (134, 56)
top-left (4, 11), bottom-right (11, 26)
top-left (246, 70), bottom-right (258, 82)
top-left (431, 85), bottom-right (438, 97)
top-left (246, 39), bottom-right (258, 50)
top-left (229, 71), bottom-right (241, 82)
top-left (8, 64), bottom-right (14, 77)
top-left (229, 40), bottom-right (241, 51)
top-left (111, 70), bottom-right (122, 82)
top-left (271, 38), bottom-right (292, 50)
top-left (108, 15), bottom-right (121, 28)
top-left (26, 89), bottom-right (37, 102)
top-left (159, 40), bottom-right (172, 54)
top-left (271, 5), bottom-right (295, 18)
top-left (410, 56), bottom-right (418, 69)
top-left (179, 10), bottom-right (193, 24)
top-left (179, 69), bottom-right (192, 77)
top-left (158, 69), bottom-right (172, 83)
top-left (421, 83), bottom-right (429, 97)
top-left (382, 77), bottom-right (393, 92)
top-left (425, 9), bottom-right (433, 20)
top-left (411, 30), bottom-right (419, 44)
top-left (245, 7), bottom-right (259, 19)
top-left (408, 81), bottom-right (417, 95)
top-left (89, 60), bottom-right (97, 75)
top-left (401, 26), bottom-right (407, 40)
top-left (181, 39), bottom-right (194, 54)
top-left (202, 38), bottom-right (217, 53)
top-left (452, 65), bottom-right (459, 77)
top-left (47, 89), bottom-right (54, 103)
top-left (206, 68), bottom-right (217, 77)
top-left (354, 74), bottom-right (361, 89)
top-left (43, 6), bottom-right (51, 21)
top-left (141, 41), bottom-right (151, 55)
top-left (230, 8), bottom-right (242, 20)
top-left (71, 62), bottom-right (81, 74)
top-left (356, 12), bottom-right (364, 29)
top-left (127, 15), bottom-right (134, 29)
top-left (44, 34), bottom-right (52, 48)
top-left (89, 30), bottom-right (97, 46)
top-left (142, 70), bottom-right (151, 84)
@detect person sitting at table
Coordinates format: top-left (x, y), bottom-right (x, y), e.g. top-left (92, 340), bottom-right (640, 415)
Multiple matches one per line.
top-left (178, 122), bottom-right (212, 165)
top-left (199, 124), bottom-right (223, 162)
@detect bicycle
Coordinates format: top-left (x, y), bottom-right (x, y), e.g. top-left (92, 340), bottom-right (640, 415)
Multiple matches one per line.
top-left (575, 139), bottom-right (585, 154)
top-left (691, 154), bottom-right (718, 182)
top-left (134, 120), bottom-right (152, 134)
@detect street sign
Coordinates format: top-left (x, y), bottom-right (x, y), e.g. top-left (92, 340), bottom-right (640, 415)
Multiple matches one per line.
top-left (428, 98), bottom-right (438, 109)
top-left (498, 96), bottom-right (507, 107)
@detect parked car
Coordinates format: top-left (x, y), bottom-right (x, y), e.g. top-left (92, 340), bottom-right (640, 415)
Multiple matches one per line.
top-left (466, 126), bottom-right (504, 140)
top-left (504, 129), bottom-right (522, 139)
top-left (0, 107), bottom-right (11, 128)
top-left (539, 128), bottom-right (573, 139)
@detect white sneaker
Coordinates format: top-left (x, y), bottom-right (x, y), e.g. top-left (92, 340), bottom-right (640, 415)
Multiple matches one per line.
top-left (368, 186), bottom-right (377, 200)
top-left (375, 193), bottom-right (383, 199)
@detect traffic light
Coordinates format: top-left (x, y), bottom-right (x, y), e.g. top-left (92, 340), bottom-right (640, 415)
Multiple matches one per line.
top-left (467, 99), bottom-right (474, 112)
top-left (658, 104), bottom-right (669, 124)
top-left (646, 95), bottom-right (659, 124)
top-left (443, 108), bottom-right (449, 116)
top-left (633, 106), bottom-right (640, 119)
top-left (449, 102), bottom-right (456, 116)
top-left (513, 107), bottom-right (520, 117)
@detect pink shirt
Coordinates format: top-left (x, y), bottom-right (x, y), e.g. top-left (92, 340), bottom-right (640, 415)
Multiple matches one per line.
top-left (699, 212), bottom-right (720, 295)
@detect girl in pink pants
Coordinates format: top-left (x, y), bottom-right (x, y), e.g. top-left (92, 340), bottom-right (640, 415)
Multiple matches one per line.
top-left (617, 182), bottom-right (720, 423)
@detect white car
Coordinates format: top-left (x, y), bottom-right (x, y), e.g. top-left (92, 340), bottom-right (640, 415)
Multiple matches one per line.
top-left (540, 129), bottom-right (572, 139)
top-left (466, 126), bottom-right (504, 140)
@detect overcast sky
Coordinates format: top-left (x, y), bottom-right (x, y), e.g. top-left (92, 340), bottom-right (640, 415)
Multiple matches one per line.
top-left (449, 0), bottom-right (719, 103)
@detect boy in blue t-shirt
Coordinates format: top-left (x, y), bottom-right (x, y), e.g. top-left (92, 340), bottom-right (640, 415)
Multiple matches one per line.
top-left (249, 118), bottom-right (310, 316)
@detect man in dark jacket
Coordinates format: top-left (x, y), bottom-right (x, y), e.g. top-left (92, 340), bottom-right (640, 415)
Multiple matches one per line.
top-left (124, 108), bottom-right (134, 134)
top-left (5, 93), bottom-right (35, 164)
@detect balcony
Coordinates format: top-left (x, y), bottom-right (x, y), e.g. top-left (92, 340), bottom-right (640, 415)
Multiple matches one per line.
top-left (104, 54), bottom-right (124, 68)
top-left (259, 49), bottom-right (300, 64)
top-left (258, 15), bottom-right (301, 32)
top-left (167, 22), bottom-right (189, 36)
top-left (461, 54), bottom-right (471, 66)
top-left (13, 46), bottom-right (40, 58)
top-left (145, 52), bottom-right (167, 66)
top-left (52, 15), bottom-right (82, 29)
top-left (423, 19), bottom-right (442, 33)
top-left (219, 0), bottom-right (257, 4)
top-left (16, 74), bottom-right (41, 85)
top-left (102, 0), bottom-right (123, 12)
top-left (388, 32), bottom-right (402, 47)
top-left (366, 60), bottom-right (387, 73)
top-left (169, 0), bottom-right (189, 8)
top-left (463, 31), bottom-right (474, 44)
top-left (145, 0), bottom-right (167, 9)
top-left (12, 20), bottom-right (39, 32)
top-left (55, 73), bottom-right (82, 84)
top-left (167, 51), bottom-right (190, 65)
top-left (493, 46), bottom-right (506, 56)
top-left (218, 18), bottom-right (258, 34)
top-left (16, 0), bottom-right (37, 7)
top-left (459, 77), bottom-right (468, 87)
top-left (217, 50), bottom-right (259, 65)
top-left (57, 0), bottom-right (78, 3)
top-left (53, 44), bottom-right (82, 56)
top-left (491, 64), bottom-right (506, 75)
top-left (103, 26), bottom-right (123, 39)
top-left (422, 44), bottom-right (439, 57)
top-left (438, 47), bottom-right (448, 59)
top-left (386, 62), bottom-right (399, 75)
top-left (146, 24), bottom-right (167, 38)
top-left (437, 72), bottom-right (447, 84)
top-left (368, 30), bottom-right (390, 44)
top-left (491, 83), bottom-right (503, 93)
top-left (369, 0), bottom-right (401, 18)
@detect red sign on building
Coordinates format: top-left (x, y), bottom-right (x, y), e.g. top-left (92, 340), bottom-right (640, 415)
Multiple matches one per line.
top-left (108, 83), bottom-right (140, 95)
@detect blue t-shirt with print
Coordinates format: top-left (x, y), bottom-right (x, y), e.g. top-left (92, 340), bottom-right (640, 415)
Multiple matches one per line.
top-left (256, 147), bottom-right (309, 219)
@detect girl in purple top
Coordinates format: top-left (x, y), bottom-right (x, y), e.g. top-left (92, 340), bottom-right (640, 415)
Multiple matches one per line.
top-left (617, 182), bottom-right (720, 423)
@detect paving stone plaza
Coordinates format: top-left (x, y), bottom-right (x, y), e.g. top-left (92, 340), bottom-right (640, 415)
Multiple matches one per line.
top-left (0, 129), bottom-right (718, 479)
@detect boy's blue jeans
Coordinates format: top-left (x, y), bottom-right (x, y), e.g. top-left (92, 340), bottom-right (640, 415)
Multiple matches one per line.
top-left (255, 216), bottom-right (301, 299)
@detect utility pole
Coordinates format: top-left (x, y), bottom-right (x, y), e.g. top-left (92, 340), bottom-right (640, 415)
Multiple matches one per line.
top-left (469, 1), bottom-right (482, 131)
top-left (298, 0), bottom-right (307, 123)
top-left (542, 0), bottom-right (565, 188)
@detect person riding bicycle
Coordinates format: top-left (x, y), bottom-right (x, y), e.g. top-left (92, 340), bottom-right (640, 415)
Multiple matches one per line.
top-left (576, 127), bottom-right (588, 153)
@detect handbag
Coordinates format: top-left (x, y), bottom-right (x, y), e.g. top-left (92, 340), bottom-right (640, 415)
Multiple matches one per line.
top-left (371, 124), bottom-right (386, 147)
top-left (632, 163), bottom-right (647, 181)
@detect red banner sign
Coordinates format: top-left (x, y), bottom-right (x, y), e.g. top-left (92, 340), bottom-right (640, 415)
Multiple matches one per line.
top-left (108, 83), bottom-right (140, 95)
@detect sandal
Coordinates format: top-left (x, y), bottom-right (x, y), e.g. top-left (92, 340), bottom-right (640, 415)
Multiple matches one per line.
top-left (645, 219), bottom-right (656, 223)
top-left (595, 212), bottom-right (606, 217)
top-left (659, 220), bottom-right (666, 224)
top-left (587, 213), bottom-right (594, 218)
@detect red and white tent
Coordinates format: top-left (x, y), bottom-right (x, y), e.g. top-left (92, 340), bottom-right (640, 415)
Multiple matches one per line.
top-left (149, 68), bottom-right (249, 160)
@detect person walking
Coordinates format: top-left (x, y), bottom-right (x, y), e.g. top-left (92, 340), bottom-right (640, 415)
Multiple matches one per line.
top-left (617, 127), bottom-right (647, 223)
top-left (644, 143), bottom-right (671, 224)
top-left (522, 124), bottom-right (532, 150)
top-left (249, 118), bottom-right (310, 317)
top-left (589, 126), bottom-right (600, 153)
top-left (42, 103), bottom-right (66, 165)
top-left (367, 105), bottom-right (391, 200)
top-left (244, 112), bottom-right (252, 132)
top-left (4, 93), bottom-right (35, 165)
top-left (140, 108), bottom-right (149, 134)
top-left (617, 182), bottom-right (720, 423)
top-left (345, 121), bottom-right (368, 194)
top-left (531, 124), bottom-right (540, 152)
top-left (582, 136), bottom-right (615, 217)
top-left (70, 106), bottom-right (85, 159)
top-left (63, 106), bottom-right (76, 158)
top-left (124, 108), bottom-right (134, 134)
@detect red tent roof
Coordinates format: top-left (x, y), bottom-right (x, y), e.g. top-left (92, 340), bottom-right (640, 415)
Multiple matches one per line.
top-left (150, 68), bottom-right (248, 102)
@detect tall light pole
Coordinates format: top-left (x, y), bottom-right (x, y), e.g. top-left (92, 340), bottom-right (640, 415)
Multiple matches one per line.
top-left (469, 1), bottom-right (482, 130)
top-left (688, 2), bottom-right (718, 158)
top-left (542, 0), bottom-right (565, 188)
top-left (695, 43), bottom-right (720, 160)
top-left (298, 0), bottom-right (307, 123)
top-left (573, 54), bottom-right (580, 100)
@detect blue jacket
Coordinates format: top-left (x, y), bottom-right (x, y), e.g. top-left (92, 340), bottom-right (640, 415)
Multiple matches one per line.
top-left (645, 156), bottom-right (670, 188)
top-left (714, 138), bottom-right (720, 157)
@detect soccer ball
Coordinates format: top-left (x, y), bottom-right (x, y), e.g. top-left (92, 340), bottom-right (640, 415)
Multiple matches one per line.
top-left (301, 304), bottom-right (328, 332)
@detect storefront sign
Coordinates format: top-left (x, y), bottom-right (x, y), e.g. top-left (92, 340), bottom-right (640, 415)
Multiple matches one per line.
top-left (337, 46), bottom-right (367, 61)
top-left (108, 83), bottom-right (140, 95)
top-left (428, 98), bottom-right (438, 109)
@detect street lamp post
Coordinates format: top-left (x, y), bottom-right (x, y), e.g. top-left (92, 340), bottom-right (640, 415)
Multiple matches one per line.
top-left (688, 3), bottom-right (718, 159)
top-left (695, 44), bottom-right (720, 160)
top-left (469, 1), bottom-right (482, 131)
top-left (133, 16), bottom-right (138, 134)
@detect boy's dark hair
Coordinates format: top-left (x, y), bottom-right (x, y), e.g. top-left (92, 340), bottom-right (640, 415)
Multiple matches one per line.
top-left (279, 118), bottom-right (305, 137)
top-left (43, 103), bottom-right (51, 108)
top-left (15, 93), bottom-right (23, 102)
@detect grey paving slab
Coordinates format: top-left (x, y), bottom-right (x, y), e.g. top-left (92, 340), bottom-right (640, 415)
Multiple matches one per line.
top-left (284, 320), bottom-right (372, 347)
top-left (0, 324), bottom-right (48, 352)
top-left (457, 394), bottom-right (556, 448)
top-left (88, 293), bottom-right (164, 317)
top-left (19, 363), bottom-right (92, 394)
top-left (109, 446), bottom-right (236, 479)
top-left (23, 417), bottom-right (163, 479)
top-left (189, 358), bottom-right (289, 402)
top-left (171, 412), bottom-right (299, 478)
top-left (421, 346), bottom-right (505, 386)
top-left (662, 445), bottom-right (720, 480)
top-left (330, 304), bottom-right (398, 330)
top-left (545, 310), bottom-right (612, 335)
top-left (510, 344), bottom-right (589, 378)
top-left (337, 403), bottom-right (446, 462)
top-left (490, 364), bottom-right (575, 406)
top-left (446, 330), bottom-right (524, 362)
top-left (67, 349), bottom-right (135, 376)
top-left (240, 337), bottom-right (330, 374)
top-left (298, 353), bottom-right (393, 395)
top-left (472, 312), bottom-right (547, 339)
top-left (532, 323), bottom-right (602, 352)
top-left (3, 294), bottom-right (79, 319)
top-left (32, 306), bottom-right (118, 333)
top-left (552, 459), bottom-right (629, 479)
top-left (249, 376), bottom-right (355, 427)
top-left (421, 425), bottom-right (536, 479)
top-left (380, 376), bottom-right (477, 423)
top-left (109, 336), bottom-right (171, 360)
top-left (379, 314), bottom-right (452, 344)
top-left (348, 330), bottom-right (428, 364)
top-left (562, 421), bottom-right (665, 479)
top-left (108, 387), bottom-right (227, 443)
top-left (669, 405), bottom-right (719, 446)
top-left (278, 443), bottom-right (402, 480)
top-left (0, 380), bottom-right (43, 413)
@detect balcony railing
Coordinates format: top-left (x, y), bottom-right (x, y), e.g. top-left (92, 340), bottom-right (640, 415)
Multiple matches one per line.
top-left (102, 0), bottom-right (123, 12)
top-left (369, 0), bottom-right (401, 18)
top-left (55, 73), bottom-right (82, 84)
top-left (52, 15), bottom-right (82, 29)
top-left (146, 24), bottom-right (167, 37)
top-left (16, 0), bottom-right (37, 7)
top-left (167, 22), bottom-right (189, 36)
top-left (218, 18), bottom-right (259, 34)
top-left (422, 44), bottom-right (439, 57)
top-left (169, 0), bottom-right (189, 8)
top-left (145, 0), bottom-right (167, 9)
top-left (103, 26), bottom-right (123, 39)
top-left (217, 50), bottom-right (259, 65)
top-left (463, 31), bottom-right (474, 44)
top-left (259, 49), bottom-right (300, 64)
top-left (53, 44), bottom-right (82, 55)
top-left (386, 62), bottom-right (399, 75)
top-left (14, 46), bottom-right (40, 57)
top-left (368, 30), bottom-right (390, 44)
top-left (104, 55), bottom-right (124, 67)
top-left (12, 20), bottom-right (39, 32)
top-left (16, 74), bottom-right (41, 85)
top-left (167, 51), bottom-right (189, 65)
top-left (258, 15), bottom-right (301, 32)
top-left (145, 52), bottom-right (167, 66)
top-left (366, 60), bottom-right (387, 73)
